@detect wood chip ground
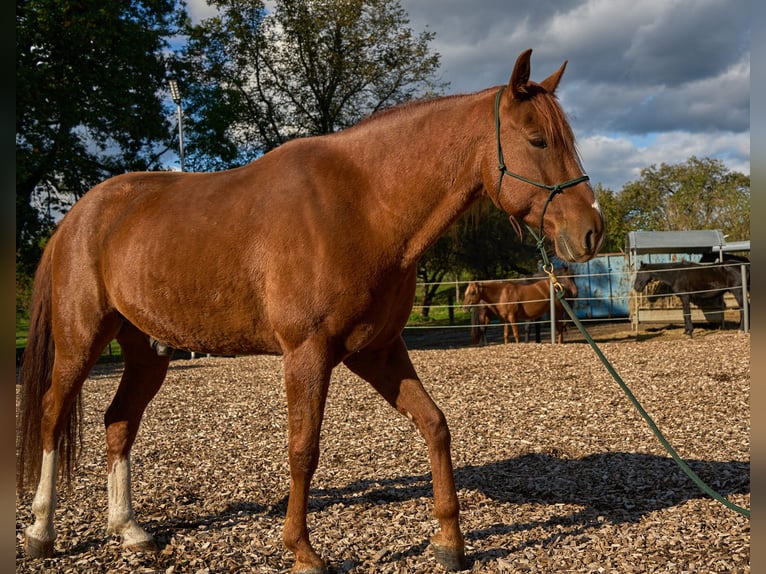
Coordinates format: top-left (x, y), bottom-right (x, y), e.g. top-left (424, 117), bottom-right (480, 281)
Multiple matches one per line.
top-left (16, 327), bottom-right (750, 573)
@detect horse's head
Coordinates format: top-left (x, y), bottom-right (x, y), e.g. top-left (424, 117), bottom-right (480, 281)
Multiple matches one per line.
top-left (633, 263), bottom-right (651, 292)
top-left (462, 282), bottom-right (482, 309)
top-left (489, 49), bottom-right (604, 263)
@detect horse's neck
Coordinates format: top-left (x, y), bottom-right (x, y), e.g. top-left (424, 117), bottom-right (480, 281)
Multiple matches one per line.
top-left (486, 282), bottom-right (515, 304)
top-left (343, 92), bottom-right (494, 268)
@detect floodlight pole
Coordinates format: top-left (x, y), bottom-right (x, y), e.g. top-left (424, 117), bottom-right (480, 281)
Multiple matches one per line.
top-left (168, 79), bottom-right (185, 172)
top-left (168, 78), bottom-right (193, 358)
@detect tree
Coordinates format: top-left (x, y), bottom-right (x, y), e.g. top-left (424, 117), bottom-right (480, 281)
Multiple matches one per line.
top-left (16, 0), bottom-right (184, 273)
top-left (616, 157), bottom-right (749, 240)
top-left (415, 231), bottom-right (457, 319)
top-left (180, 0), bottom-right (446, 170)
top-left (593, 183), bottom-right (626, 253)
top-left (415, 201), bottom-right (540, 317)
top-left (453, 202), bottom-right (539, 279)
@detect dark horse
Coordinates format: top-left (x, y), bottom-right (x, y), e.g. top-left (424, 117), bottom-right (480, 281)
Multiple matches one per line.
top-left (464, 267), bottom-right (578, 344)
top-left (17, 49), bottom-right (603, 573)
top-left (633, 261), bottom-right (748, 336)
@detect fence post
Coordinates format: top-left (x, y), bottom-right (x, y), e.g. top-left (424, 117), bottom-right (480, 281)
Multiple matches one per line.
top-left (549, 279), bottom-right (556, 344)
top-left (741, 263), bottom-right (749, 333)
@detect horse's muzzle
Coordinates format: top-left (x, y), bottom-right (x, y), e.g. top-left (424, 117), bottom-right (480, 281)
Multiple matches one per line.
top-left (556, 214), bottom-right (604, 263)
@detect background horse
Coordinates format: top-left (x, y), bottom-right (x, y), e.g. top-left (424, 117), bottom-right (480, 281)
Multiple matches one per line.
top-left (16, 49), bottom-right (603, 573)
top-left (633, 261), bottom-right (747, 335)
top-left (464, 266), bottom-right (578, 344)
top-left (469, 271), bottom-right (558, 345)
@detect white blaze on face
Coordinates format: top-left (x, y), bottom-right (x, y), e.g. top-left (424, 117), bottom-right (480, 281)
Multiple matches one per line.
top-left (592, 197), bottom-right (602, 214)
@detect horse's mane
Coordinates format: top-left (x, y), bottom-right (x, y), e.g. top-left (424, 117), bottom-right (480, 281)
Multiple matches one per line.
top-left (522, 82), bottom-right (578, 158)
top-left (348, 90), bottom-right (485, 131)
top-left (351, 85), bottom-right (576, 156)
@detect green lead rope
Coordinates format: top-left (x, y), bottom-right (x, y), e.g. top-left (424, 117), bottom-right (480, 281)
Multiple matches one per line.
top-left (531, 229), bottom-right (750, 518)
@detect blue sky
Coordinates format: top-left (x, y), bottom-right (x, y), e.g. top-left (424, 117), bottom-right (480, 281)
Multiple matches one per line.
top-left (186, 0), bottom-right (750, 192)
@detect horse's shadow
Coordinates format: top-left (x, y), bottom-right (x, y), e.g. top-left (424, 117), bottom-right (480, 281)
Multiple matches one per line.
top-left (309, 452), bottom-right (749, 518)
top-left (307, 452), bottom-right (749, 564)
top-left (133, 451), bottom-right (748, 568)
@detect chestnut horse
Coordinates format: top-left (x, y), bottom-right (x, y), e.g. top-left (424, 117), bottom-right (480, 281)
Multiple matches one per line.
top-left (17, 49), bottom-right (603, 573)
top-left (463, 267), bottom-right (578, 344)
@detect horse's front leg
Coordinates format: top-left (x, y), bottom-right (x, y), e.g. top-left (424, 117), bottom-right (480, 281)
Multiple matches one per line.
top-left (680, 295), bottom-right (694, 335)
top-left (282, 340), bottom-right (333, 574)
top-left (344, 337), bottom-right (466, 571)
top-left (510, 317), bottom-right (521, 343)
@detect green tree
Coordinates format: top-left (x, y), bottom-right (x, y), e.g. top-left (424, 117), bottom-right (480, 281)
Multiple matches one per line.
top-left (454, 201), bottom-right (539, 279)
top-left (416, 231), bottom-right (457, 318)
top-left (617, 157), bottom-right (749, 240)
top-left (16, 0), bottom-right (184, 273)
top-left (593, 183), bottom-right (626, 253)
top-left (181, 0), bottom-right (446, 170)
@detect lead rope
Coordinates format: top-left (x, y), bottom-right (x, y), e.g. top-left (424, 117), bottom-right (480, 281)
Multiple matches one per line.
top-left (530, 229), bottom-right (750, 518)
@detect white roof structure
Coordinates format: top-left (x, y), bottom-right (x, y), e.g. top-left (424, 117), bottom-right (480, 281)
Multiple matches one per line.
top-left (626, 230), bottom-right (727, 254)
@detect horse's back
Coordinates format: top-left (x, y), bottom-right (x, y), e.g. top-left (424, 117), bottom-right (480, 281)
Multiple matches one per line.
top-left (46, 143), bottom-right (414, 356)
top-left (47, 169), bottom-right (286, 353)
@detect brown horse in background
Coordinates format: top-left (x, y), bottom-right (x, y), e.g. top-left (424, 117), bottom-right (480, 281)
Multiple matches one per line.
top-left (17, 49), bottom-right (603, 573)
top-left (464, 267), bottom-right (578, 344)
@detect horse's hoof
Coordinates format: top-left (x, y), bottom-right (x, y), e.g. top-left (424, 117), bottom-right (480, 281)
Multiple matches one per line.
top-left (24, 535), bottom-right (55, 558)
top-left (125, 539), bottom-right (159, 554)
top-left (432, 543), bottom-right (468, 571)
top-left (291, 563), bottom-right (328, 574)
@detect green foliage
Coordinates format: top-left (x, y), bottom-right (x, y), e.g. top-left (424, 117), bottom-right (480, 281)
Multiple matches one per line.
top-left (596, 157), bottom-right (749, 253)
top-left (452, 200), bottom-right (540, 278)
top-left (415, 200), bottom-right (541, 314)
top-left (181, 0), bottom-right (446, 169)
top-left (16, 0), bottom-right (185, 274)
top-left (594, 184), bottom-right (628, 253)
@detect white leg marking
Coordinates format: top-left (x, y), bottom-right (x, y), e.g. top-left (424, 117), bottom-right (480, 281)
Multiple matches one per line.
top-left (26, 449), bottom-right (58, 545)
top-left (107, 456), bottom-right (154, 548)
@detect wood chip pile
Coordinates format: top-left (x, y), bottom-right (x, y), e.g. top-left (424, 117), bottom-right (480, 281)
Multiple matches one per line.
top-left (16, 330), bottom-right (750, 573)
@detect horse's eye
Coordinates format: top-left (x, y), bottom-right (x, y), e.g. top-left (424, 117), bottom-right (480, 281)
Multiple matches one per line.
top-left (529, 136), bottom-right (548, 149)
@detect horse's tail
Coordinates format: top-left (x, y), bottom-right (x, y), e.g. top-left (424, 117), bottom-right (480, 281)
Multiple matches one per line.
top-left (16, 242), bottom-right (82, 493)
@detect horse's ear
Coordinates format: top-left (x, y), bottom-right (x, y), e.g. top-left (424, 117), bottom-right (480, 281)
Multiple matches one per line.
top-left (539, 60), bottom-right (568, 94)
top-left (509, 48), bottom-right (533, 98)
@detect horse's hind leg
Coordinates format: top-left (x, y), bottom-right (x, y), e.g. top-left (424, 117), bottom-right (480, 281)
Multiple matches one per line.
top-left (24, 320), bottom-right (120, 557)
top-left (344, 337), bottom-right (466, 571)
top-left (104, 323), bottom-right (171, 552)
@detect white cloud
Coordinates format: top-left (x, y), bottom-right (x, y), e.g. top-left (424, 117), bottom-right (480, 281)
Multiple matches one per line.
top-left (579, 130), bottom-right (750, 191)
top-left (182, 0), bottom-right (750, 192)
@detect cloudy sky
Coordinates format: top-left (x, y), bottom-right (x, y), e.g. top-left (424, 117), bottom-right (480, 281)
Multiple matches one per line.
top-left (187, 0), bottom-right (750, 192)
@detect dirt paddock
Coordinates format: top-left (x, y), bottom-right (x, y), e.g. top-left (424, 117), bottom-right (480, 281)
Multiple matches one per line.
top-left (16, 325), bottom-right (750, 573)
